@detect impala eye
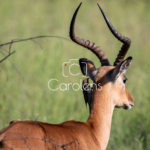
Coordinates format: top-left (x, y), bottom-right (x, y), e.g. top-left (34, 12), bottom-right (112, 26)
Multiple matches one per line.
top-left (123, 76), bottom-right (127, 83)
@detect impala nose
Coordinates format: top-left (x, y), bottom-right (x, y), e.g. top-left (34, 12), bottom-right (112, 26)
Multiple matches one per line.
top-left (123, 103), bottom-right (134, 110)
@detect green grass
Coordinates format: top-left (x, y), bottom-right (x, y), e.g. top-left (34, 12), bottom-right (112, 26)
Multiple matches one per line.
top-left (0, 0), bottom-right (150, 149)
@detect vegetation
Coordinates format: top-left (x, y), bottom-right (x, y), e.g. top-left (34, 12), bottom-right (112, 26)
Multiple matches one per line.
top-left (0, 0), bottom-right (150, 149)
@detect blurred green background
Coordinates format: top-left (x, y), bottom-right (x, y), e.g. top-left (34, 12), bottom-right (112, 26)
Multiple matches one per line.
top-left (0, 0), bottom-right (150, 149)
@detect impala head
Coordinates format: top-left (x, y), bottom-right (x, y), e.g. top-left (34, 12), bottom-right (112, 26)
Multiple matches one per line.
top-left (70, 2), bottom-right (134, 110)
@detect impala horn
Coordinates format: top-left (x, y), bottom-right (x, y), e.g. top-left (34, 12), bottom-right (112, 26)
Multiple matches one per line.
top-left (97, 3), bottom-right (131, 66)
top-left (70, 2), bottom-right (110, 66)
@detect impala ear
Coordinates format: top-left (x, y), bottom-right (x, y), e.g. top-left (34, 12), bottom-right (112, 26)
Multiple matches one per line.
top-left (79, 58), bottom-right (95, 76)
top-left (79, 58), bottom-right (98, 81)
top-left (113, 57), bottom-right (132, 80)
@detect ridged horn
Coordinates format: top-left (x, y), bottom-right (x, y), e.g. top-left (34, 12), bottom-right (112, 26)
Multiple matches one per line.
top-left (97, 3), bottom-right (131, 66)
top-left (70, 2), bottom-right (110, 66)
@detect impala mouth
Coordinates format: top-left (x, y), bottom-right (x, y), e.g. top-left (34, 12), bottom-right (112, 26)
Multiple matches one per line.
top-left (115, 103), bottom-right (134, 109)
top-left (115, 106), bottom-right (123, 108)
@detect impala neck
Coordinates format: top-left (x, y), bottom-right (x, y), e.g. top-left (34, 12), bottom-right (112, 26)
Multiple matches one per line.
top-left (87, 84), bottom-right (114, 150)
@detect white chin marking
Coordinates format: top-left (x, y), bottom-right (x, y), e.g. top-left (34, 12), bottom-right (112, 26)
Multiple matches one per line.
top-left (127, 105), bottom-right (132, 110)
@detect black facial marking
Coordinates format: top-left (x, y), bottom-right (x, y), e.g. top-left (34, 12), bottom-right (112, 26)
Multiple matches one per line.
top-left (123, 75), bottom-right (128, 84)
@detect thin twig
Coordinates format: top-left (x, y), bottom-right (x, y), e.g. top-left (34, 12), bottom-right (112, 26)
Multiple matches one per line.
top-left (31, 39), bottom-right (43, 49)
top-left (9, 40), bottom-right (13, 54)
top-left (0, 35), bottom-right (71, 80)
top-left (0, 35), bottom-right (70, 47)
top-left (0, 51), bottom-right (15, 63)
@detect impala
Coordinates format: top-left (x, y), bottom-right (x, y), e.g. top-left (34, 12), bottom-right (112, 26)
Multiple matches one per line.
top-left (0, 3), bottom-right (134, 150)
